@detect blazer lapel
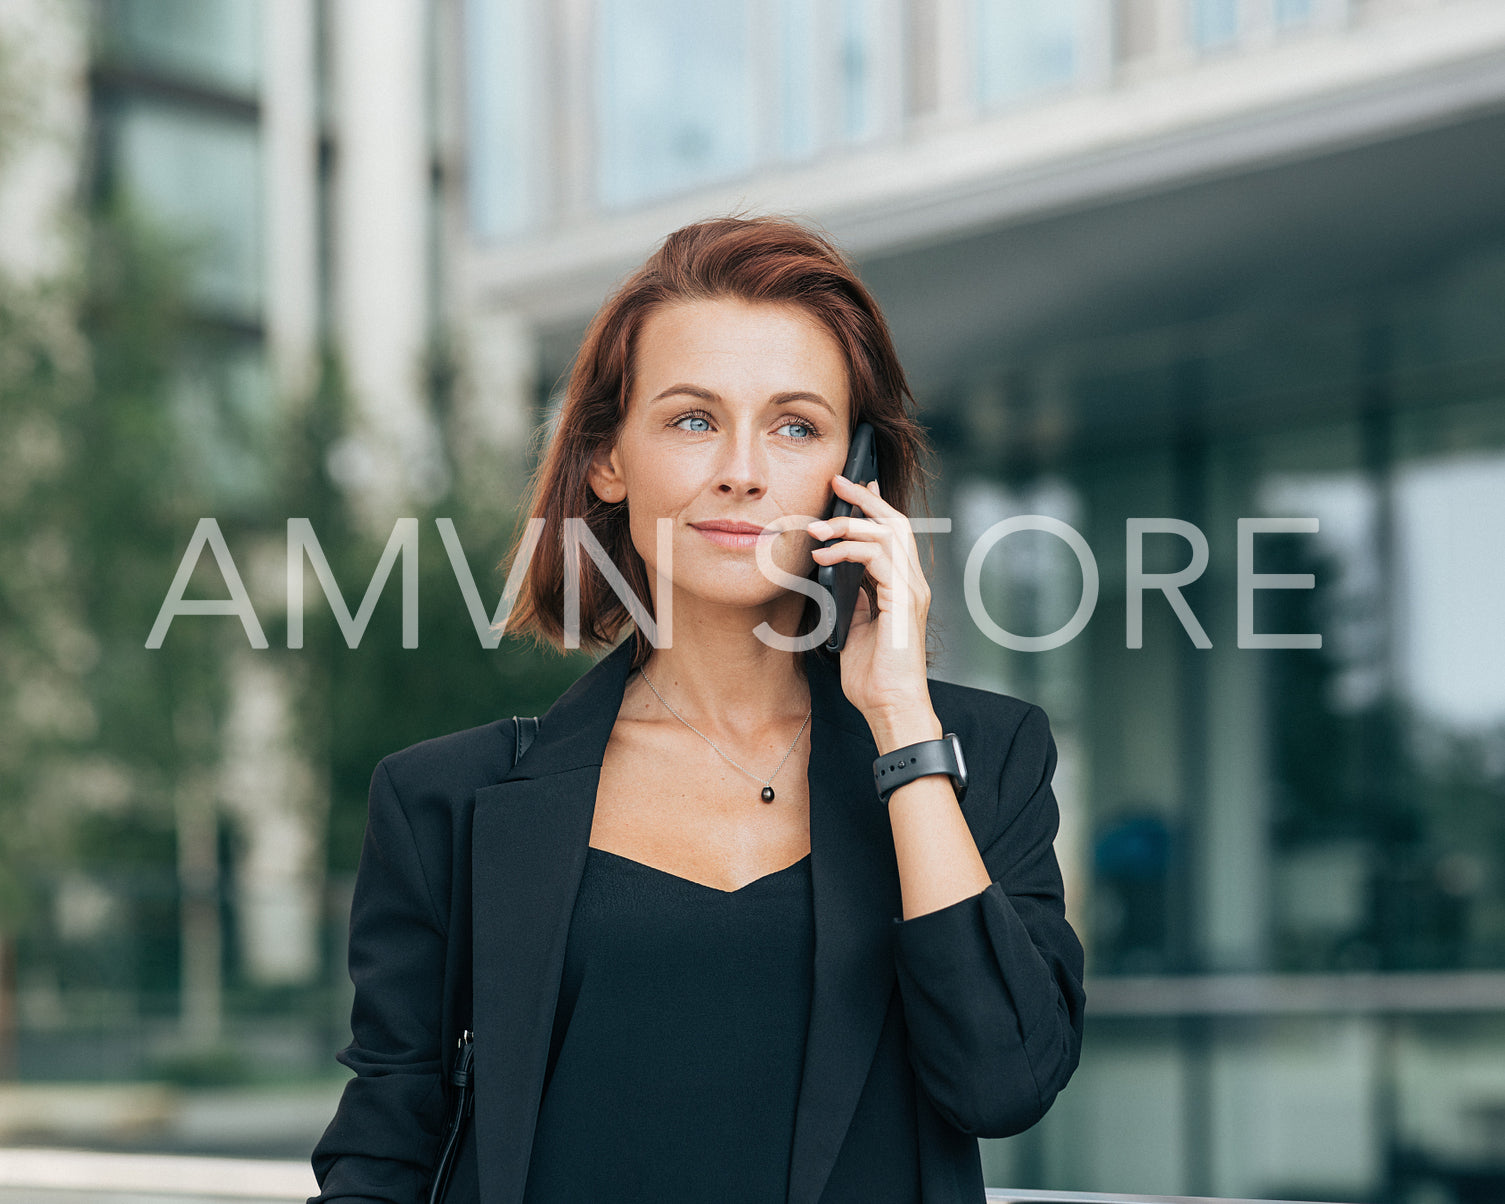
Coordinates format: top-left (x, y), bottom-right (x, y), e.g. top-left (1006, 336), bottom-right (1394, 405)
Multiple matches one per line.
top-left (470, 638), bottom-right (899, 1204)
top-left (788, 651), bottom-right (901, 1204)
top-left (471, 637), bottom-right (636, 1204)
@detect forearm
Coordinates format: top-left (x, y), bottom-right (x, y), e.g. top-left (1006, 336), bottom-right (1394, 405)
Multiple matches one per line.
top-left (869, 699), bottom-right (992, 921)
top-left (881, 699), bottom-right (1087, 1136)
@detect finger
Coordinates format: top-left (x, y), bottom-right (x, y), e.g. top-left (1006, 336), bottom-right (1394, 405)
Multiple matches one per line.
top-left (811, 518), bottom-right (927, 597)
top-left (832, 473), bottom-right (899, 519)
top-left (818, 487), bottom-right (914, 540)
top-left (807, 515), bottom-right (889, 542)
top-left (811, 539), bottom-right (924, 609)
top-left (813, 541), bottom-right (925, 648)
top-left (810, 539), bottom-right (882, 565)
top-left (811, 513), bottom-right (922, 587)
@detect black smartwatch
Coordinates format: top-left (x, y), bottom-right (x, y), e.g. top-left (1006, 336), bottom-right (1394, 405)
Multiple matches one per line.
top-left (873, 734), bottom-right (968, 805)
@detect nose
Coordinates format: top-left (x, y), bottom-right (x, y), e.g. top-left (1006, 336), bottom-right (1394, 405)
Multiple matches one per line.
top-left (715, 427), bottom-right (767, 497)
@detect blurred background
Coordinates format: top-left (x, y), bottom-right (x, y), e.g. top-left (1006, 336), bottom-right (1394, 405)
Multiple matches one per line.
top-left (1, 0), bottom-right (1504, 1200)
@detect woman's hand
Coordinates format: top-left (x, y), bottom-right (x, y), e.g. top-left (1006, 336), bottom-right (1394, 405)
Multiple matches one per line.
top-left (808, 474), bottom-right (993, 920)
top-left (807, 474), bottom-right (941, 752)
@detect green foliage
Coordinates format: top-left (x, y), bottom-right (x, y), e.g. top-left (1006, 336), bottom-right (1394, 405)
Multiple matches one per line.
top-left (0, 194), bottom-right (227, 1018)
top-left (277, 349), bottom-right (591, 876)
top-left (146, 1043), bottom-right (254, 1087)
top-left (0, 252), bottom-right (92, 929)
top-left (74, 200), bottom-right (232, 774)
top-left (0, 84), bottom-right (579, 1073)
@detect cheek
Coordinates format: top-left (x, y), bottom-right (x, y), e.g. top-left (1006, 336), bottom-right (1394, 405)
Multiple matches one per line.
top-left (798, 481), bottom-right (837, 523)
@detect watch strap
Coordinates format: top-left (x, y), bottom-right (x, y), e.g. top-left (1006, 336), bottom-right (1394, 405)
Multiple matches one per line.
top-left (873, 734), bottom-right (966, 805)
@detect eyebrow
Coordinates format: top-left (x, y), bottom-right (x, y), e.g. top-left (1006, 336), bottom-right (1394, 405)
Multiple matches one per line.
top-left (648, 383), bottom-right (837, 417)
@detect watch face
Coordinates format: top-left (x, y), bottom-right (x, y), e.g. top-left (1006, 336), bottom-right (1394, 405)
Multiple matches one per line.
top-left (949, 733), bottom-right (968, 784)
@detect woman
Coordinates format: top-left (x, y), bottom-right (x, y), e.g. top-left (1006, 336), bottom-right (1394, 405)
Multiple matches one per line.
top-left (310, 216), bottom-right (1085, 1204)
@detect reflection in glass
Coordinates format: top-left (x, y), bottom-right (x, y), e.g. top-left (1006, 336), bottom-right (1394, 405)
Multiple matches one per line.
top-left (1189, 0), bottom-right (1239, 50)
top-left (841, 0), bottom-right (879, 143)
top-left (596, 0), bottom-right (754, 208)
top-left (780, 0), bottom-right (817, 159)
top-left (99, 0), bottom-right (260, 93)
top-left (466, 0), bottom-right (538, 241)
top-left (114, 101), bottom-right (263, 320)
top-left (1275, 0), bottom-right (1314, 28)
top-left (976, 0), bottom-right (1083, 109)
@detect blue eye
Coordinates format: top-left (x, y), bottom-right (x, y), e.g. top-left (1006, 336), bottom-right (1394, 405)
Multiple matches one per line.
top-left (674, 413), bottom-right (712, 432)
top-left (779, 420), bottom-right (816, 440)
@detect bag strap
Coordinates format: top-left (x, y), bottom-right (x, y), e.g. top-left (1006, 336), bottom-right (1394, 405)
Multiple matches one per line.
top-left (428, 715), bottom-right (538, 1204)
top-left (513, 714), bottom-right (539, 765)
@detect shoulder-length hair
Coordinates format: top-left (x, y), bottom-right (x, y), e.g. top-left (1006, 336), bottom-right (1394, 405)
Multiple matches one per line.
top-left (502, 214), bottom-right (937, 671)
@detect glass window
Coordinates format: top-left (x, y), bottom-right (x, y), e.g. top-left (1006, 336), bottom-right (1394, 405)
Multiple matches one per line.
top-left (910, 220), bottom-right (1505, 1204)
top-left (465, 0), bottom-right (538, 241)
top-left (171, 340), bottom-right (277, 511)
top-left (595, 0), bottom-right (754, 209)
top-left (1190, 0), bottom-right (1239, 50)
top-left (113, 100), bottom-right (263, 320)
top-left (779, 0), bottom-right (888, 160)
top-left (976, 0), bottom-right (1085, 110)
top-left (931, 272), bottom-right (1505, 982)
top-left (839, 0), bottom-right (884, 143)
top-left (779, 0), bottom-right (818, 159)
top-left (1275, 0), bottom-right (1313, 28)
top-left (99, 0), bottom-right (260, 95)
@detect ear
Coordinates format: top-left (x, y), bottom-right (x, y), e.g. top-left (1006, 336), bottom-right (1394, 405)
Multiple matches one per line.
top-left (587, 443), bottom-right (626, 504)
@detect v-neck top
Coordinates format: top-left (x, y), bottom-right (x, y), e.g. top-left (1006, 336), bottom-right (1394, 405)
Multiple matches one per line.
top-left (520, 844), bottom-right (816, 1204)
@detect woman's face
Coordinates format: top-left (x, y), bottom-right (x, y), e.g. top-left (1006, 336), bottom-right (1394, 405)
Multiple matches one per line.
top-left (589, 297), bottom-right (853, 625)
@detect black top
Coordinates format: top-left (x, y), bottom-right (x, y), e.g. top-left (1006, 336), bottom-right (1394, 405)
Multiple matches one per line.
top-left (521, 845), bottom-right (816, 1203)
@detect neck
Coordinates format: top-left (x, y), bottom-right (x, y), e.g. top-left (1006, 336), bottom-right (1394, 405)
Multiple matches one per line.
top-left (630, 604), bottom-right (813, 740)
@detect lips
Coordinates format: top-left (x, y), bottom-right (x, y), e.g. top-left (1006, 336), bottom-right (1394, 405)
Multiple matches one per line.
top-left (691, 520), bottom-right (770, 550)
top-left (691, 521), bottom-right (766, 535)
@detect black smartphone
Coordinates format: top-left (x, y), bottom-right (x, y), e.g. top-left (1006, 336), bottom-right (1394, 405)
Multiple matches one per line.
top-left (815, 421), bottom-right (878, 653)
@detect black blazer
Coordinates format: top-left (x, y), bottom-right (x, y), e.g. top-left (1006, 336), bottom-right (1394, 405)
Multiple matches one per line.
top-left (310, 636), bottom-right (1085, 1204)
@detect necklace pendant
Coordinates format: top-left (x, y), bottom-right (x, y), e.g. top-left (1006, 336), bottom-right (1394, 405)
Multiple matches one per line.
top-left (761, 786), bottom-right (775, 803)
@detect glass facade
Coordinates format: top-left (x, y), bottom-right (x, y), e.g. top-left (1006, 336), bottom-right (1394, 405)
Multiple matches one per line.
top-left (466, 0), bottom-right (902, 231)
top-left (94, 0), bottom-right (264, 323)
top-left (90, 0), bottom-right (273, 532)
top-left (1275, 0), bottom-right (1314, 27)
top-left (595, 0), bottom-right (756, 209)
top-left (923, 241), bottom-right (1505, 1198)
top-left (1190, 0), bottom-right (1240, 50)
top-left (111, 100), bottom-right (263, 320)
top-left (460, 1), bottom-right (1410, 241)
top-left (465, 0), bottom-right (539, 240)
top-left (98, 0), bottom-right (260, 95)
top-left (779, 0), bottom-right (819, 158)
top-left (170, 339), bottom-right (278, 511)
top-left (975, 0), bottom-right (1087, 108)
top-left (838, 0), bottom-right (884, 143)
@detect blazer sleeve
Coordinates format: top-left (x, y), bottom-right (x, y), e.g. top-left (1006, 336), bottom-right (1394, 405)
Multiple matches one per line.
top-left (891, 702), bottom-right (1086, 1139)
top-left (309, 759), bottom-right (450, 1204)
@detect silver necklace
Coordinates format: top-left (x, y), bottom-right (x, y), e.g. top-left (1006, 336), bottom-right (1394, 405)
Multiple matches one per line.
top-left (637, 665), bottom-right (810, 803)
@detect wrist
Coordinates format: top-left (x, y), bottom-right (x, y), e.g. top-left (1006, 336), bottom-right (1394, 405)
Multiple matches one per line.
top-left (873, 729), bottom-right (968, 806)
top-left (869, 705), bottom-right (943, 755)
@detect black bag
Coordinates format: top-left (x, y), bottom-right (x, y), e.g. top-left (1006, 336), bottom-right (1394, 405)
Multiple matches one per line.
top-left (427, 715), bottom-right (539, 1204)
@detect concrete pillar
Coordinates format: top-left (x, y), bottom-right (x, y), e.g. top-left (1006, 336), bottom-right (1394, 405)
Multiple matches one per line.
top-left (329, 0), bottom-right (445, 521)
top-left (453, 304), bottom-right (538, 510)
top-left (219, 652), bottom-right (323, 986)
top-left (263, 0), bottom-right (321, 405)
